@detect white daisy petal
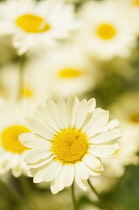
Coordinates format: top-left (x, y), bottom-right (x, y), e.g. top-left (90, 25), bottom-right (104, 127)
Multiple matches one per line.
top-left (38, 105), bottom-right (60, 133)
top-left (89, 131), bottom-right (121, 144)
top-left (75, 176), bottom-right (88, 191)
top-left (62, 164), bottom-right (74, 187)
top-left (50, 167), bottom-right (66, 194)
top-left (19, 133), bottom-right (51, 149)
top-left (46, 99), bottom-right (63, 129)
top-left (74, 99), bottom-right (88, 129)
top-left (83, 155), bottom-right (102, 170)
top-left (43, 160), bottom-right (62, 182)
top-left (12, 164), bottom-right (23, 178)
top-left (25, 117), bottom-right (53, 140)
top-left (87, 167), bottom-right (101, 176)
top-left (88, 98), bottom-right (96, 112)
top-left (57, 98), bottom-right (68, 128)
top-left (83, 109), bottom-right (109, 137)
top-left (66, 95), bottom-right (79, 127)
top-left (90, 146), bottom-right (116, 157)
top-left (31, 161), bottom-right (53, 183)
top-left (24, 149), bottom-right (51, 164)
top-left (82, 112), bottom-right (93, 128)
top-left (75, 161), bottom-right (89, 180)
top-left (101, 119), bottom-right (120, 132)
top-left (33, 166), bottom-right (47, 183)
top-left (28, 155), bottom-right (53, 168)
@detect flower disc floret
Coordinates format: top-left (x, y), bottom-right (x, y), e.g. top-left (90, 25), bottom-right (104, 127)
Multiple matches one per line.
top-left (16, 14), bottom-right (51, 33)
top-left (1, 125), bottom-right (30, 153)
top-left (52, 128), bottom-right (89, 163)
top-left (96, 23), bottom-right (116, 40)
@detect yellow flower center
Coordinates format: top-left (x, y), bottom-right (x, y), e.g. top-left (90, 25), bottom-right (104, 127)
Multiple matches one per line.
top-left (20, 88), bottom-right (33, 98)
top-left (15, 14), bottom-right (51, 33)
top-left (130, 113), bottom-right (139, 124)
top-left (133, 0), bottom-right (139, 7)
top-left (96, 23), bottom-right (116, 40)
top-left (58, 68), bottom-right (82, 79)
top-left (1, 125), bottom-right (30, 154)
top-left (52, 128), bottom-right (89, 164)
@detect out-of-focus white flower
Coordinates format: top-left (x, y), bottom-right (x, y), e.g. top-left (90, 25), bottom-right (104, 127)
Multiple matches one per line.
top-left (20, 61), bottom-right (52, 103)
top-left (0, 63), bottom-right (20, 100)
top-left (0, 99), bottom-right (37, 177)
top-left (115, 0), bottom-right (139, 23)
top-left (0, 0), bottom-right (77, 54)
top-left (77, 0), bottom-right (137, 60)
top-left (109, 92), bottom-right (139, 158)
top-left (19, 95), bottom-right (121, 194)
top-left (110, 92), bottom-right (139, 135)
top-left (28, 45), bottom-right (97, 98)
top-left (0, 62), bottom-right (51, 103)
top-left (102, 130), bottom-right (139, 177)
top-left (90, 92), bottom-right (139, 192)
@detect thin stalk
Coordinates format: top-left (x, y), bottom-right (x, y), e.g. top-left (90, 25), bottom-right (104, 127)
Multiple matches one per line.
top-left (18, 55), bottom-right (26, 100)
top-left (88, 179), bottom-right (112, 210)
top-left (71, 183), bottom-right (76, 210)
top-left (88, 179), bottom-right (101, 200)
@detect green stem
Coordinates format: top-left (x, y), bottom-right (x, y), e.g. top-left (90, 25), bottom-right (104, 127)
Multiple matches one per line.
top-left (18, 55), bottom-right (26, 100)
top-left (88, 180), bottom-right (112, 210)
top-left (88, 179), bottom-right (101, 200)
top-left (71, 183), bottom-right (76, 210)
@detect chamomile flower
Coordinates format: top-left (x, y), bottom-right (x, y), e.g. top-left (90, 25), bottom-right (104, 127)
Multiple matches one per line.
top-left (116, 0), bottom-right (139, 19)
top-left (110, 92), bottom-right (139, 135)
top-left (19, 95), bottom-right (121, 194)
top-left (102, 130), bottom-right (139, 178)
top-left (78, 1), bottom-right (137, 60)
top-left (89, 93), bottom-right (139, 193)
top-left (0, 62), bottom-right (51, 103)
top-left (0, 0), bottom-right (77, 54)
top-left (105, 92), bottom-right (139, 176)
top-left (20, 62), bottom-right (52, 103)
top-left (0, 99), bottom-right (36, 177)
top-left (29, 45), bottom-right (97, 98)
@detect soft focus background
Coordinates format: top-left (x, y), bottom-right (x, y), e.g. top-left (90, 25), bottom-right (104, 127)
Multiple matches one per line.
top-left (0, 0), bottom-right (139, 209)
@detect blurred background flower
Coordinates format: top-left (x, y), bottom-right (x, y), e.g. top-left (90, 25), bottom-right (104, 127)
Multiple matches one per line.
top-left (0, 0), bottom-right (138, 209)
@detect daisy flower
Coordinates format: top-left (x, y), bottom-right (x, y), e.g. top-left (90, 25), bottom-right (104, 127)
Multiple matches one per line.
top-left (110, 92), bottom-right (139, 134)
top-left (19, 62), bottom-right (52, 103)
top-left (28, 45), bottom-right (97, 98)
top-left (19, 95), bottom-right (121, 194)
top-left (77, 0), bottom-right (137, 60)
top-left (0, 63), bottom-right (21, 101)
top-left (104, 92), bottom-right (139, 175)
top-left (0, 0), bottom-right (77, 54)
top-left (0, 62), bottom-right (52, 103)
top-left (89, 93), bottom-right (139, 193)
top-left (91, 129), bottom-right (139, 193)
top-left (111, 0), bottom-right (139, 34)
top-left (0, 99), bottom-right (36, 177)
